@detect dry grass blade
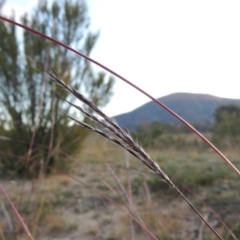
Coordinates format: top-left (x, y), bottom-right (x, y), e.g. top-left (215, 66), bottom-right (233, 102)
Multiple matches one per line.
top-left (107, 164), bottom-right (149, 240)
top-left (48, 72), bottom-right (174, 186)
top-left (48, 72), bottom-right (223, 240)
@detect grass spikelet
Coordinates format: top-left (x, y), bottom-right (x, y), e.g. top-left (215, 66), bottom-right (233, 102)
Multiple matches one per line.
top-left (48, 71), bottom-right (223, 240)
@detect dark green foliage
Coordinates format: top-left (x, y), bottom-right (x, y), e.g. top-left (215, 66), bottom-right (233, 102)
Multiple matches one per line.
top-left (131, 177), bottom-right (144, 195)
top-left (147, 155), bottom-right (230, 193)
top-left (0, 0), bottom-right (114, 177)
top-left (147, 177), bottom-right (167, 193)
top-left (213, 105), bottom-right (240, 148)
top-left (131, 121), bottom-right (208, 150)
top-left (132, 121), bottom-right (163, 147)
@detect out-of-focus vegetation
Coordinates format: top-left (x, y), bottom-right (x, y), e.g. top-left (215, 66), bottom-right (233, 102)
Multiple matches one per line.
top-left (212, 105), bottom-right (240, 149)
top-left (0, 0), bottom-right (114, 178)
top-left (132, 104), bottom-right (240, 151)
top-left (0, 133), bottom-right (239, 240)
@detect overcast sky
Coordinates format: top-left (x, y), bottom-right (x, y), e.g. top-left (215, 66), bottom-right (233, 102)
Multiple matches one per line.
top-left (3, 0), bottom-right (240, 116)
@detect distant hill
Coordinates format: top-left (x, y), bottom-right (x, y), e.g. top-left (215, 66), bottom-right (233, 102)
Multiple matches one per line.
top-left (114, 93), bottom-right (240, 130)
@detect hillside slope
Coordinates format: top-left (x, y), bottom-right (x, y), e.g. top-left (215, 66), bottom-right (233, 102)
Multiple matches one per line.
top-left (114, 93), bottom-right (240, 130)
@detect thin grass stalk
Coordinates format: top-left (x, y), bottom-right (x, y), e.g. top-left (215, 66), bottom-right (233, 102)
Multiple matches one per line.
top-left (138, 171), bottom-right (167, 232)
top-left (0, 185), bottom-right (34, 240)
top-left (107, 164), bottom-right (132, 204)
top-left (107, 163), bottom-right (145, 225)
top-left (107, 164), bottom-right (150, 240)
top-left (0, 16), bottom-right (239, 177)
top-left (124, 151), bottom-right (133, 204)
top-left (124, 150), bottom-right (135, 240)
top-left (142, 178), bottom-right (168, 234)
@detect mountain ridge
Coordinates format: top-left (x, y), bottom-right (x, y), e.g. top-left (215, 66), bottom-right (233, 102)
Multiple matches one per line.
top-left (114, 92), bottom-right (240, 130)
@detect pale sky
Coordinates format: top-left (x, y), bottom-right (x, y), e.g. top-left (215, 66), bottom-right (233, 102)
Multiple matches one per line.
top-left (2, 0), bottom-right (240, 116)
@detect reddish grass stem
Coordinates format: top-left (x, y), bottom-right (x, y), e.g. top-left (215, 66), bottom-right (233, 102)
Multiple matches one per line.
top-left (0, 185), bottom-right (34, 240)
top-left (0, 16), bottom-right (239, 177)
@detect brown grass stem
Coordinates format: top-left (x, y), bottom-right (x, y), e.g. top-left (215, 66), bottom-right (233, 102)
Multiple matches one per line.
top-left (124, 151), bottom-right (136, 240)
top-left (107, 163), bottom-right (145, 225)
top-left (107, 164), bottom-right (149, 240)
top-left (107, 164), bottom-right (131, 204)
